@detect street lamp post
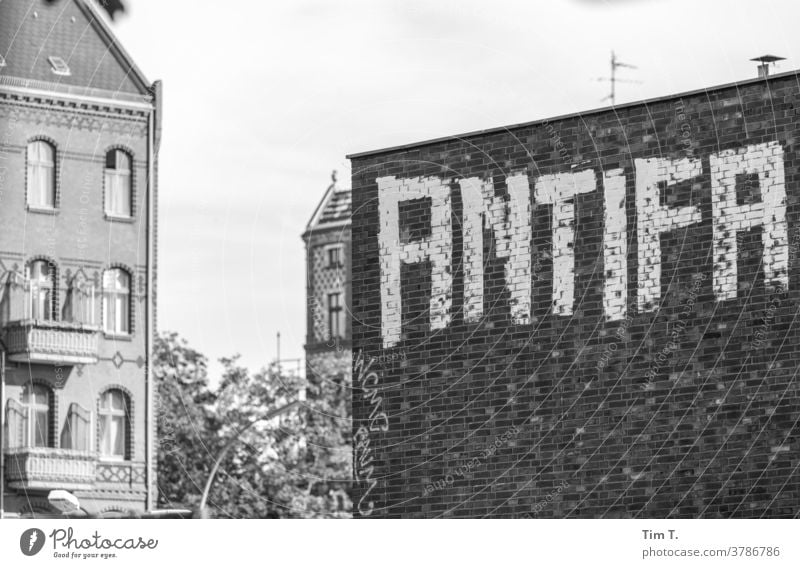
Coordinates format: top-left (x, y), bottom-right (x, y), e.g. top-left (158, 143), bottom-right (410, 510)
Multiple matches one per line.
top-left (197, 399), bottom-right (303, 519)
top-left (48, 490), bottom-right (86, 516)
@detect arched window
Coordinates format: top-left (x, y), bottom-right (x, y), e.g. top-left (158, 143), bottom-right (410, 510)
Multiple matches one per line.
top-left (105, 149), bottom-right (132, 217)
top-left (102, 268), bottom-right (130, 334)
top-left (22, 384), bottom-right (52, 448)
top-left (27, 140), bottom-right (56, 208)
top-left (28, 260), bottom-right (56, 321)
top-left (99, 389), bottom-right (129, 459)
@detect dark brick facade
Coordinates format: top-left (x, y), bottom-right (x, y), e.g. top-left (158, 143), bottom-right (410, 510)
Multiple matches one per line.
top-left (350, 71), bottom-right (800, 518)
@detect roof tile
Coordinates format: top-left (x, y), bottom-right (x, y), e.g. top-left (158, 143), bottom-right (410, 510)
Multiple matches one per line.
top-left (0, 0), bottom-right (148, 95)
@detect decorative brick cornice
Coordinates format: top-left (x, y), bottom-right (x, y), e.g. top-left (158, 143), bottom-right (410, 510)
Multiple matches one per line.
top-left (0, 92), bottom-right (150, 133)
top-left (0, 75), bottom-right (153, 115)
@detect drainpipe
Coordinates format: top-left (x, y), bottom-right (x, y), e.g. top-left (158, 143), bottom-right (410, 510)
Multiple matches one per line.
top-left (144, 82), bottom-right (161, 512)
top-left (1, 347), bottom-right (5, 519)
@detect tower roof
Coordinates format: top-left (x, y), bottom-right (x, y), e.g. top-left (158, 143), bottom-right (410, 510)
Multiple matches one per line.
top-left (303, 171), bottom-right (351, 238)
top-left (317, 189), bottom-right (351, 226)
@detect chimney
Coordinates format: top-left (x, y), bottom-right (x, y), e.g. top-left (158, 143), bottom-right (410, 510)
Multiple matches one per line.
top-left (751, 55), bottom-right (785, 78)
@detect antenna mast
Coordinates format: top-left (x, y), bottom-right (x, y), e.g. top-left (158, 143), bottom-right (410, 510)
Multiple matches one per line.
top-left (595, 50), bottom-right (640, 105)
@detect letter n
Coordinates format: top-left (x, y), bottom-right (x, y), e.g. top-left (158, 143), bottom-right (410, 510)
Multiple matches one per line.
top-left (459, 173), bottom-right (532, 324)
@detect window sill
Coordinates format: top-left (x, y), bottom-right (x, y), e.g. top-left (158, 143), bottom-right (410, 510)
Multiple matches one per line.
top-left (4, 446), bottom-right (95, 457)
top-left (98, 456), bottom-right (128, 463)
top-left (103, 332), bottom-right (133, 341)
top-left (27, 205), bottom-right (59, 215)
top-left (104, 214), bottom-right (135, 223)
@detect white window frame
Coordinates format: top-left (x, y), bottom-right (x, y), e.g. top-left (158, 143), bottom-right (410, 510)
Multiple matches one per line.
top-left (27, 260), bottom-right (56, 321)
top-left (98, 390), bottom-right (128, 460)
top-left (102, 268), bottom-right (131, 335)
top-left (27, 141), bottom-right (56, 209)
top-left (48, 56), bottom-right (71, 76)
top-left (104, 149), bottom-right (132, 218)
top-left (22, 384), bottom-right (50, 448)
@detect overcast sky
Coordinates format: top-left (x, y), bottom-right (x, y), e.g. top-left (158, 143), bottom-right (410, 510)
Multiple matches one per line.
top-left (110, 0), bottom-right (799, 376)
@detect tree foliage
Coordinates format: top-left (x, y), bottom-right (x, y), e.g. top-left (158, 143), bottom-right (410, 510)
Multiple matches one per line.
top-left (153, 332), bottom-right (218, 513)
top-left (154, 332), bottom-right (352, 518)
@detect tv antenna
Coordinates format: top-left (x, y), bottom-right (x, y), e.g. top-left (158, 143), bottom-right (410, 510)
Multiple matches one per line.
top-left (594, 50), bottom-right (641, 105)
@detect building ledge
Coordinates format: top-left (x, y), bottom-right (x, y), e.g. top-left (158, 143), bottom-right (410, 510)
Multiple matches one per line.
top-left (26, 205), bottom-right (59, 216)
top-left (4, 447), bottom-right (97, 491)
top-left (304, 340), bottom-right (352, 354)
top-left (3, 319), bottom-right (101, 365)
top-left (0, 74), bottom-right (154, 106)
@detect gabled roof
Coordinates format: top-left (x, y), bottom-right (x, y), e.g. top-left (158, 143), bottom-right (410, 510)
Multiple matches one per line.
top-left (303, 171), bottom-right (352, 239)
top-left (0, 0), bottom-right (151, 97)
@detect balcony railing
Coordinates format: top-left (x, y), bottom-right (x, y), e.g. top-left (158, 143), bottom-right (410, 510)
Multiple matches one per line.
top-left (4, 448), bottom-right (97, 491)
top-left (2, 320), bottom-right (100, 365)
top-left (96, 461), bottom-right (147, 488)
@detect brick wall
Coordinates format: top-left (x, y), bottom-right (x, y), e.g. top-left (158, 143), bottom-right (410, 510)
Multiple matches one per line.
top-left (351, 72), bottom-right (800, 518)
top-left (0, 89), bottom-right (154, 516)
top-left (304, 224), bottom-right (352, 382)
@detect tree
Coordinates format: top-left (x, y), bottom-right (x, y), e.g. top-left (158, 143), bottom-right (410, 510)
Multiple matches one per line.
top-left (154, 332), bottom-right (219, 513)
top-left (207, 356), bottom-right (352, 518)
top-left (153, 332), bottom-right (353, 518)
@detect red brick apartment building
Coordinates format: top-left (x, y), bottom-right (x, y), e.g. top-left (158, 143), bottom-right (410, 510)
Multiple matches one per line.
top-left (350, 70), bottom-right (800, 518)
top-left (0, 0), bottom-right (161, 517)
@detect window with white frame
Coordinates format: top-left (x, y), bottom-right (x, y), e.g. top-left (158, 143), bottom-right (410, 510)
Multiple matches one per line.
top-left (22, 384), bottom-right (51, 448)
top-left (99, 389), bottom-right (128, 459)
top-left (28, 260), bottom-right (56, 321)
top-left (48, 56), bottom-right (70, 76)
top-left (27, 140), bottom-right (56, 209)
top-left (102, 268), bottom-right (130, 334)
top-left (105, 149), bottom-right (132, 217)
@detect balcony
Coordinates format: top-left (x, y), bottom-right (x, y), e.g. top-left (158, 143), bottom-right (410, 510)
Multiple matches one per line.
top-left (2, 320), bottom-right (100, 365)
top-left (4, 448), bottom-right (97, 491)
